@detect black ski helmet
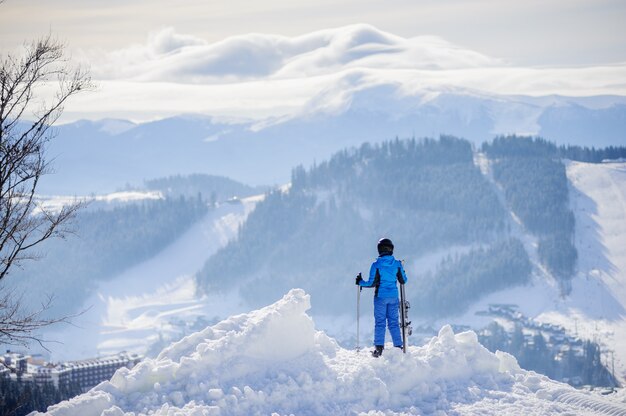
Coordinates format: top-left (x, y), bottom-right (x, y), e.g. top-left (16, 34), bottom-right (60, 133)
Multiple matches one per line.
top-left (377, 238), bottom-right (394, 255)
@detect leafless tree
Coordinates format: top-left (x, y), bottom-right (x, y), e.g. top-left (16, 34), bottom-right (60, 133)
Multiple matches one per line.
top-left (0, 292), bottom-right (74, 349)
top-left (0, 34), bottom-right (93, 347)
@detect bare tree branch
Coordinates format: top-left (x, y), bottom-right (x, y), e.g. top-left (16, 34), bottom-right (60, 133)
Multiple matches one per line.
top-left (1, 35), bottom-right (93, 280)
top-left (0, 289), bottom-right (83, 350)
top-left (0, 33), bottom-right (94, 345)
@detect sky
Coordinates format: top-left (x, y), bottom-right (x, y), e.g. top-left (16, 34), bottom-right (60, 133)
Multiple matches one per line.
top-left (2, 0), bottom-right (625, 66)
top-left (1, 0), bottom-right (625, 122)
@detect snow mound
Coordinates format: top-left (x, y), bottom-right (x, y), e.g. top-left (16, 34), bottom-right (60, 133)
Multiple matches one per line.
top-left (38, 289), bottom-right (626, 415)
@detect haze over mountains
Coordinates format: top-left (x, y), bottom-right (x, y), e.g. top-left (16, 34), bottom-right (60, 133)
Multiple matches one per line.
top-left (47, 91), bottom-right (626, 194)
top-left (40, 24), bottom-right (625, 194)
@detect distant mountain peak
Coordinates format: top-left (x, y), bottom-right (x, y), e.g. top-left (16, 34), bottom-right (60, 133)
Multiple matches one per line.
top-left (98, 119), bottom-right (137, 135)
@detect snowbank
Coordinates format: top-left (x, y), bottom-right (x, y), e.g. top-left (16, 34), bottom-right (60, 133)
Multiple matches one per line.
top-left (37, 289), bottom-right (626, 415)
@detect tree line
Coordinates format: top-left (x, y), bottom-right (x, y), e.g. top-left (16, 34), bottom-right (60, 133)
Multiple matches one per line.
top-left (479, 321), bottom-right (617, 388)
top-left (483, 136), bottom-right (578, 292)
top-left (558, 144), bottom-right (626, 163)
top-left (8, 196), bottom-right (208, 317)
top-left (198, 136), bottom-right (512, 316)
top-left (481, 136), bottom-right (626, 163)
top-left (144, 173), bottom-right (265, 202)
top-left (414, 239), bottom-right (531, 316)
top-left (0, 377), bottom-right (82, 416)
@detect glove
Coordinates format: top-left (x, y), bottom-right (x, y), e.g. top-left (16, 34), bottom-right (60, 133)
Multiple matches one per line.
top-left (355, 273), bottom-right (363, 285)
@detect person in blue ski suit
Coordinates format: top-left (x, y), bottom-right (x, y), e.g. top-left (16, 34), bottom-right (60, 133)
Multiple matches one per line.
top-left (356, 238), bottom-right (407, 357)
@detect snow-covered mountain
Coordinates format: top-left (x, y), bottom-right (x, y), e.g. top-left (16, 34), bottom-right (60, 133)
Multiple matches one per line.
top-left (38, 195), bottom-right (261, 361)
top-left (46, 90), bottom-right (626, 194)
top-left (41, 24), bottom-right (626, 194)
top-left (37, 157), bottom-right (626, 387)
top-left (440, 159), bottom-right (626, 384)
top-left (35, 290), bottom-right (626, 415)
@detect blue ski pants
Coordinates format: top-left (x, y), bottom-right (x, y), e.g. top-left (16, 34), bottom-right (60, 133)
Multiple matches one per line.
top-left (374, 296), bottom-right (403, 347)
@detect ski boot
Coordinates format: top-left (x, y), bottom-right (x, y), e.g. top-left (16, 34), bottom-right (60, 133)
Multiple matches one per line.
top-left (371, 345), bottom-right (384, 358)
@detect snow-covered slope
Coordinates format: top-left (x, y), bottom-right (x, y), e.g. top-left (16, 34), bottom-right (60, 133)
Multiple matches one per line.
top-left (42, 196), bottom-right (261, 361)
top-left (544, 161), bottom-right (626, 377)
top-left (37, 289), bottom-right (626, 415)
top-left (530, 161), bottom-right (626, 384)
top-left (567, 160), bottom-right (626, 310)
top-left (438, 159), bottom-right (626, 384)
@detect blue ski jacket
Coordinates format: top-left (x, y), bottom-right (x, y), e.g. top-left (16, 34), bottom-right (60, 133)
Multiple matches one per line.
top-left (359, 254), bottom-right (407, 298)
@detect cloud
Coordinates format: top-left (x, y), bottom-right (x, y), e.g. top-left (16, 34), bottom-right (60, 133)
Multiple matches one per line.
top-left (92, 24), bottom-right (500, 82)
top-left (62, 63), bottom-right (626, 125)
top-left (90, 27), bottom-right (208, 80)
top-left (65, 24), bottom-right (626, 123)
top-left (148, 27), bottom-right (206, 54)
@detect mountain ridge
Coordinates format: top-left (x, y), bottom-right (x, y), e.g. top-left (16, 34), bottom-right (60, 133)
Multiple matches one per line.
top-left (44, 89), bottom-right (626, 194)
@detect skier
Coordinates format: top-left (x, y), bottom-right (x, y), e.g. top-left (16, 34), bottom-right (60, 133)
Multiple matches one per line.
top-left (356, 238), bottom-right (408, 357)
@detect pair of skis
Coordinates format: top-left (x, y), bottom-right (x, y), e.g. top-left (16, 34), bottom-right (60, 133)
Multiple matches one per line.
top-left (398, 282), bottom-right (412, 353)
top-left (356, 276), bottom-right (411, 353)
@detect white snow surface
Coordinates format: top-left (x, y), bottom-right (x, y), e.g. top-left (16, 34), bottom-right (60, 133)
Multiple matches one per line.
top-left (437, 159), bottom-right (626, 385)
top-left (533, 161), bottom-right (626, 384)
top-left (33, 191), bottom-right (164, 214)
top-left (42, 198), bottom-right (259, 361)
top-left (36, 289), bottom-right (626, 416)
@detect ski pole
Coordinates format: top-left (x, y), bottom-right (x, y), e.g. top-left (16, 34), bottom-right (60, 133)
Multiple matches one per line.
top-left (356, 273), bottom-right (362, 352)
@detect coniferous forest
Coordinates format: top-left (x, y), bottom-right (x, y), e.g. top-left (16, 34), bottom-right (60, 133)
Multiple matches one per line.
top-left (198, 136), bottom-right (626, 318)
top-left (144, 173), bottom-right (265, 201)
top-left (0, 377), bottom-right (82, 416)
top-left (8, 196), bottom-right (208, 317)
top-left (414, 239), bottom-right (531, 316)
top-left (199, 136), bottom-right (517, 316)
top-left (478, 321), bottom-right (618, 388)
top-left (482, 136), bottom-right (578, 293)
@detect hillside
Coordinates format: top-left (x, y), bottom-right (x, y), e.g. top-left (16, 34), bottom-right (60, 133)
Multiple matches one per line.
top-left (24, 136), bottom-right (626, 387)
top-left (189, 136), bottom-right (626, 384)
top-left (36, 196), bottom-right (260, 362)
top-left (567, 160), bottom-right (626, 309)
top-left (197, 136), bottom-right (532, 319)
top-left (429, 158), bottom-right (626, 385)
top-left (548, 160), bottom-right (626, 381)
top-left (6, 195), bottom-right (209, 318)
top-left (5, 172), bottom-right (260, 330)
top-left (35, 290), bottom-right (626, 415)
top-left (197, 136), bottom-right (597, 319)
